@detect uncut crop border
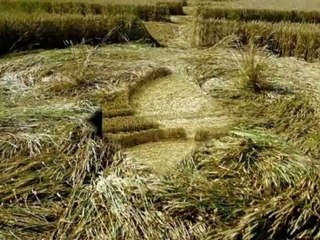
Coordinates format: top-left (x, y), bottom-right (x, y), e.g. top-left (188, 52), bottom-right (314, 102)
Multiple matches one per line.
top-left (193, 18), bottom-right (320, 61)
top-left (196, 7), bottom-right (320, 23)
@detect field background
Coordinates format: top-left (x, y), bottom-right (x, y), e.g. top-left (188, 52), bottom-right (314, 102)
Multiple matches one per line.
top-left (205, 0), bottom-right (320, 10)
top-left (2, 0), bottom-right (320, 239)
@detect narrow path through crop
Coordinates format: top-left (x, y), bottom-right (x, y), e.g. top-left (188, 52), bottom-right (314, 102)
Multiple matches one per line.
top-left (124, 7), bottom-right (233, 174)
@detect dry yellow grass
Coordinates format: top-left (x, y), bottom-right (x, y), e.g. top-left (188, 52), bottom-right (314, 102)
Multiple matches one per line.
top-left (0, 0), bottom-right (187, 55)
top-left (43, 0), bottom-right (183, 5)
top-left (107, 128), bottom-right (187, 147)
top-left (196, 7), bottom-right (320, 23)
top-left (4, 3), bottom-right (320, 238)
top-left (0, 0), bottom-right (184, 17)
top-left (0, 13), bottom-right (158, 55)
top-left (200, 0), bottom-right (320, 11)
top-left (193, 18), bottom-right (320, 61)
top-left (130, 74), bottom-right (231, 138)
top-left (124, 139), bottom-right (195, 174)
top-left (103, 116), bottom-right (159, 133)
top-left (216, 0), bottom-right (320, 11)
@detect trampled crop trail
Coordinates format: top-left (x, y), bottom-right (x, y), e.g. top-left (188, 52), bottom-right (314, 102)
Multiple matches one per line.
top-left (124, 7), bottom-right (233, 174)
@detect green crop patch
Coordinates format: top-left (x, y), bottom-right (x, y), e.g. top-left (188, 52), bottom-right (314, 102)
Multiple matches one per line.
top-left (103, 116), bottom-right (159, 134)
top-left (103, 107), bottom-right (135, 118)
top-left (107, 128), bottom-right (187, 147)
top-left (101, 91), bottom-right (135, 118)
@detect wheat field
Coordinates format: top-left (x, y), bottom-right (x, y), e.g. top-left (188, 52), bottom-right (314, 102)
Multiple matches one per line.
top-left (2, 0), bottom-right (320, 239)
